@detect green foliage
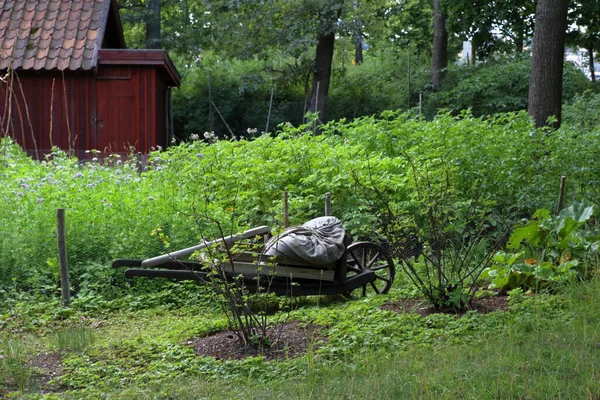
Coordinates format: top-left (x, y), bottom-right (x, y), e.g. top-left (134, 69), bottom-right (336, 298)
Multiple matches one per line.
top-left (3, 109), bottom-right (600, 300)
top-left (5, 277), bottom-right (600, 399)
top-left (328, 47), bottom-right (430, 121)
top-left (426, 56), bottom-right (591, 117)
top-left (0, 338), bottom-right (34, 392)
top-left (358, 160), bottom-right (512, 311)
top-left (562, 89), bottom-right (600, 131)
top-left (483, 202), bottom-right (599, 291)
top-left (53, 327), bottom-right (97, 353)
top-left (172, 52), bottom-right (306, 140)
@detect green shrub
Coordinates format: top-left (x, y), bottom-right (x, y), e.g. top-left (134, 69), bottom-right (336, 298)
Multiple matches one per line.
top-left (483, 202), bottom-right (599, 291)
top-left (172, 52), bottom-right (306, 140)
top-left (328, 48), bottom-right (430, 120)
top-left (562, 89), bottom-right (600, 131)
top-left (425, 56), bottom-right (591, 117)
top-left (2, 109), bottom-right (600, 299)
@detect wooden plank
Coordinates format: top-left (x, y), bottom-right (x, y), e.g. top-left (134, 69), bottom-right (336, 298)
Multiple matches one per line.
top-left (142, 226), bottom-right (271, 268)
top-left (222, 261), bottom-right (336, 281)
top-left (231, 252), bottom-right (336, 268)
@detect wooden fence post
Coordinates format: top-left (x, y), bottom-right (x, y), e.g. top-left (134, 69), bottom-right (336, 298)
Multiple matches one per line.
top-left (57, 208), bottom-right (71, 306)
top-left (324, 192), bottom-right (331, 216)
top-left (283, 191), bottom-right (289, 228)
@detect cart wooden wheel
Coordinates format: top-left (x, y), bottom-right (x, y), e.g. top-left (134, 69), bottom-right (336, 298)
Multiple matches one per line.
top-left (345, 242), bottom-right (395, 296)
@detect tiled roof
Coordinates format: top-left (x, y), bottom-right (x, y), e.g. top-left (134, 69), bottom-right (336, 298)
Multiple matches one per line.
top-left (0, 0), bottom-right (119, 71)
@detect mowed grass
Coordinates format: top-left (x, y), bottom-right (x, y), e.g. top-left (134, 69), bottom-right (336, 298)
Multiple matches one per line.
top-left (48, 279), bottom-right (600, 400)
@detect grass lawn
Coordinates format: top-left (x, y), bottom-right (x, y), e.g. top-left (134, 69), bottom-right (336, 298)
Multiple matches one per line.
top-left (1, 278), bottom-right (599, 399)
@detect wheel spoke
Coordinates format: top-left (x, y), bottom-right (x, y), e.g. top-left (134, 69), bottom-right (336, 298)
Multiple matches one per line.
top-left (366, 252), bottom-right (381, 269)
top-left (375, 276), bottom-right (391, 283)
top-left (349, 252), bottom-right (363, 267)
top-left (347, 265), bottom-right (362, 273)
top-left (370, 281), bottom-right (381, 294)
top-left (362, 284), bottom-right (366, 297)
top-left (372, 264), bottom-right (390, 271)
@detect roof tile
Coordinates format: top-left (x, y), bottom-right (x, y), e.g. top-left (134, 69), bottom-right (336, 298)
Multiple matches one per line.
top-left (10, 1), bottom-right (23, 13)
top-left (0, 0), bottom-right (119, 70)
top-left (57, 56), bottom-right (69, 70)
top-left (69, 54), bottom-right (82, 69)
top-left (22, 8), bottom-right (34, 23)
top-left (21, 54), bottom-right (33, 68)
top-left (33, 55), bottom-right (45, 69)
top-left (45, 54), bottom-right (58, 69)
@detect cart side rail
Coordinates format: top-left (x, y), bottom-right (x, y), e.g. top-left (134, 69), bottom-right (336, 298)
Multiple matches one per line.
top-left (141, 226), bottom-right (270, 268)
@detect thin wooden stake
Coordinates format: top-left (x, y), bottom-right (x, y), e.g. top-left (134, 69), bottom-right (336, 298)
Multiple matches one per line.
top-left (407, 52), bottom-right (411, 109)
top-left (283, 191), bottom-right (289, 228)
top-left (208, 73), bottom-right (214, 134)
top-left (57, 208), bottom-right (70, 306)
top-left (265, 86), bottom-right (274, 133)
top-left (211, 100), bottom-right (235, 140)
top-left (557, 175), bottom-right (567, 215)
top-left (324, 192), bottom-right (331, 216)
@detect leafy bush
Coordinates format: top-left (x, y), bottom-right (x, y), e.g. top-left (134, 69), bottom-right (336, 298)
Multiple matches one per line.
top-left (425, 56), bottom-right (591, 117)
top-left (172, 47), bottom-right (432, 141)
top-left (2, 108), bottom-right (600, 299)
top-left (483, 202), bottom-right (599, 291)
top-left (364, 165), bottom-right (512, 311)
top-left (172, 52), bottom-right (306, 140)
top-left (562, 89), bottom-right (600, 132)
top-left (328, 48), bottom-right (430, 121)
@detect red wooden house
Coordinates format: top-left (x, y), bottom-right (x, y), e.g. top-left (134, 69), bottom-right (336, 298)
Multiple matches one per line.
top-left (0, 0), bottom-right (181, 158)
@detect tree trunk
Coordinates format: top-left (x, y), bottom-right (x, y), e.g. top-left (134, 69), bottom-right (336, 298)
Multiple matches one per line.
top-left (353, 1), bottom-right (363, 65)
top-left (431, 0), bottom-right (448, 90)
top-left (528, 0), bottom-right (569, 129)
top-left (588, 45), bottom-right (596, 83)
top-left (354, 31), bottom-right (363, 65)
top-left (145, 0), bottom-right (161, 49)
top-left (308, 31), bottom-right (335, 125)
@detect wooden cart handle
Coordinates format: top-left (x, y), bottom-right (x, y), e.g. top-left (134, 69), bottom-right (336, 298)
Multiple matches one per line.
top-left (141, 225), bottom-right (270, 268)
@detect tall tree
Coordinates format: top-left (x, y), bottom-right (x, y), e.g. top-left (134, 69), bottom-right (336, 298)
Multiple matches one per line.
top-left (353, 1), bottom-right (363, 65)
top-left (431, 0), bottom-right (448, 90)
top-left (528, 0), bottom-right (570, 129)
top-left (307, 1), bottom-right (343, 124)
top-left (145, 0), bottom-right (161, 48)
top-left (446, 0), bottom-right (535, 61)
top-left (380, 0), bottom-right (432, 51)
top-left (567, 0), bottom-right (600, 82)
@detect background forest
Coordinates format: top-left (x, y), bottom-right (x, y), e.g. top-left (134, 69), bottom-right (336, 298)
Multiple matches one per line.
top-left (116, 0), bottom-right (599, 139)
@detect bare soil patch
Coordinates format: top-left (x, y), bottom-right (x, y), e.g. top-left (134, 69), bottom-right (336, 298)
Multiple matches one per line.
top-left (188, 321), bottom-right (324, 361)
top-left (189, 296), bottom-right (509, 362)
top-left (1, 352), bottom-right (66, 396)
top-left (31, 352), bottom-right (66, 392)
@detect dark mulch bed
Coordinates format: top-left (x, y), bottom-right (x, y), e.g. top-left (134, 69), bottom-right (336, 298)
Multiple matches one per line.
top-left (188, 321), bottom-right (324, 362)
top-left (31, 352), bottom-right (66, 391)
top-left (0, 352), bottom-right (66, 396)
top-left (190, 296), bottom-right (509, 362)
top-left (381, 294), bottom-right (509, 317)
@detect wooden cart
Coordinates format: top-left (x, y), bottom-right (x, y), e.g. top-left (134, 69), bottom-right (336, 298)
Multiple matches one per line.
top-left (112, 226), bottom-right (395, 297)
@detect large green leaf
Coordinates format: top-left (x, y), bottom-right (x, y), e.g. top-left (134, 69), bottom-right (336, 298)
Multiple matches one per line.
top-left (559, 202), bottom-right (596, 223)
top-left (507, 221), bottom-right (541, 250)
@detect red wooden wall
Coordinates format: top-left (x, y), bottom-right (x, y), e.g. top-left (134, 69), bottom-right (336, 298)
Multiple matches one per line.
top-left (0, 51), bottom-right (178, 159)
